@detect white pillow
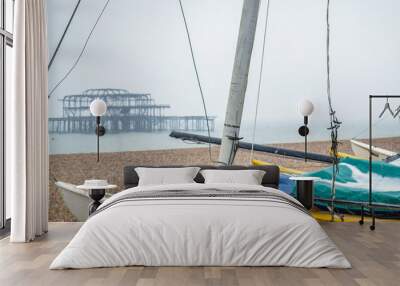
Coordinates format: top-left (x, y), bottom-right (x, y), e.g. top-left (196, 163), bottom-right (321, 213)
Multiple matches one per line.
top-left (200, 169), bottom-right (266, 185)
top-left (135, 167), bottom-right (200, 186)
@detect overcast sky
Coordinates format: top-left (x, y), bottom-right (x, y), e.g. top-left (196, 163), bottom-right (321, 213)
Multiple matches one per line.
top-left (47, 0), bottom-right (400, 140)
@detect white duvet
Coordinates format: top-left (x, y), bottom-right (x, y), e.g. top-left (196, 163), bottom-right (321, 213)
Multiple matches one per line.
top-left (50, 183), bottom-right (351, 269)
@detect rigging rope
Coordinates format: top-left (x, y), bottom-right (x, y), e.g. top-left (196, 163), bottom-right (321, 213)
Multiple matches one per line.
top-left (250, 0), bottom-right (272, 163)
top-left (177, 0), bottom-right (226, 164)
top-left (48, 0), bottom-right (112, 98)
top-left (48, 0), bottom-right (83, 71)
top-left (352, 117), bottom-right (385, 140)
top-left (326, 0), bottom-right (342, 220)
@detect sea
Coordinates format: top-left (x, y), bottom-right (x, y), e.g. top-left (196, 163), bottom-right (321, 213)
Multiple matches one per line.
top-left (49, 120), bottom-right (400, 155)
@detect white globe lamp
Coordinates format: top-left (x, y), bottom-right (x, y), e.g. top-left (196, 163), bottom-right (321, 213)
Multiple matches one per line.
top-left (90, 98), bottom-right (107, 116)
top-left (297, 99), bottom-right (314, 162)
top-left (298, 99), bottom-right (314, 117)
top-left (89, 98), bottom-right (107, 162)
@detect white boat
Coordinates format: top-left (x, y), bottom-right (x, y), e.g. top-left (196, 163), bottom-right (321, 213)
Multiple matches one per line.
top-left (350, 139), bottom-right (397, 161)
top-left (55, 181), bottom-right (111, 222)
top-left (389, 155), bottom-right (400, 166)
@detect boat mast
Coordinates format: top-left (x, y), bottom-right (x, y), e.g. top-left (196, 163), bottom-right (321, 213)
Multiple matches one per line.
top-left (218, 0), bottom-right (261, 165)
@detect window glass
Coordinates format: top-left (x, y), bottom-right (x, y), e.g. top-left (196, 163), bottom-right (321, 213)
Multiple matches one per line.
top-left (5, 44), bottom-right (12, 220)
top-left (0, 37), bottom-right (3, 228)
top-left (5, 0), bottom-right (13, 32)
top-left (0, 1), bottom-right (2, 28)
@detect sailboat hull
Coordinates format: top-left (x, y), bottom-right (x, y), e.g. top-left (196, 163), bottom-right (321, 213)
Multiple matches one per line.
top-left (56, 182), bottom-right (111, 221)
top-left (56, 182), bottom-right (90, 221)
top-left (350, 139), bottom-right (396, 161)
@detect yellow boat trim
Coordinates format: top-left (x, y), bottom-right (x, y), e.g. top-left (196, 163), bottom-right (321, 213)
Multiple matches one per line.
top-left (329, 150), bottom-right (361, 160)
top-left (311, 210), bottom-right (399, 222)
top-left (252, 159), bottom-right (304, 175)
top-left (311, 210), bottom-right (361, 222)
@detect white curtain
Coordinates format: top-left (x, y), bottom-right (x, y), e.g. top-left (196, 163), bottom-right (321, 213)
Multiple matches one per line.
top-left (8, 0), bottom-right (49, 242)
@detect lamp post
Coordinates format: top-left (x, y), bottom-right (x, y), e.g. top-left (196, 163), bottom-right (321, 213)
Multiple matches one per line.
top-left (298, 99), bottom-right (314, 162)
top-left (90, 99), bottom-right (107, 162)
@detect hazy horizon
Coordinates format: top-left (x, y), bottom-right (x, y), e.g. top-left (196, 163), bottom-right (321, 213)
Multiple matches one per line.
top-left (47, 0), bottom-right (400, 146)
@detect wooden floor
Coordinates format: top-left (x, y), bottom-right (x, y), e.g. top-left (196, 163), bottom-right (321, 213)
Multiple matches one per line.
top-left (0, 222), bottom-right (399, 286)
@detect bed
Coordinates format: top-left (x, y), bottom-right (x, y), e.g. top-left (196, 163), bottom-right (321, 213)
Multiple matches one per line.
top-left (50, 165), bottom-right (350, 269)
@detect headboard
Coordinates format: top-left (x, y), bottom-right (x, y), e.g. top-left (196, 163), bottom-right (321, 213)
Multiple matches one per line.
top-left (123, 165), bottom-right (280, 189)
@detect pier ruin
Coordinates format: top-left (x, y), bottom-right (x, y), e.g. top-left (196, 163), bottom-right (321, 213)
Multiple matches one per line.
top-left (49, 88), bottom-right (215, 134)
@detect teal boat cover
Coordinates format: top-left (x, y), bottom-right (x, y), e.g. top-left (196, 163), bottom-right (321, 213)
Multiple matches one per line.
top-left (303, 157), bottom-right (400, 215)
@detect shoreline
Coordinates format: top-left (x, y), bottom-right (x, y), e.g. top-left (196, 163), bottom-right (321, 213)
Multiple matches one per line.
top-left (48, 133), bottom-right (400, 155)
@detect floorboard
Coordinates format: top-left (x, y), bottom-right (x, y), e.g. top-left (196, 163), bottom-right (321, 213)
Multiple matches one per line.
top-left (0, 222), bottom-right (399, 286)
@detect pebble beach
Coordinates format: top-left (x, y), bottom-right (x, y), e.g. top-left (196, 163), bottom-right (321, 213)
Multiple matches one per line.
top-left (49, 137), bottom-right (400, 221)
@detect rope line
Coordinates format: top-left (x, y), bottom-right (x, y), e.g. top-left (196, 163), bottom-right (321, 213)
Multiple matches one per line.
top-left (178, 0), bottom-right (225, 164)
top-left (48, 0), bottom-right (83, 70)
top-left (48, 0), bottom-right (112, 98)
top-left (352, 117), bottom-right (386, 140)
top-left (326, 0), bottom-right (341, 220)
top-left (250, 0), bottom-right (272, 162)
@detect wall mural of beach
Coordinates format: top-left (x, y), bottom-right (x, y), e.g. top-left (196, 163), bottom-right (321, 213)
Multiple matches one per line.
top-left (47, 0), bottom-right (400, 221)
